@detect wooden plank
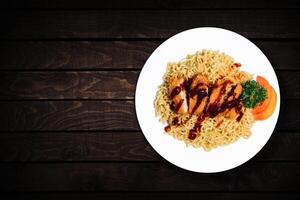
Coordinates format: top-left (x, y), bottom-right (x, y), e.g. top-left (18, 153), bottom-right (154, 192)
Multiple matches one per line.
top-left (253, 131), bottom-right (300, 161)
top-left (2, 0), bottom-right (300, 9)
top-left (0, 41), bottom-right (299, 70)
top-left (1, 10), bottom-right (299, 39)
top-left (0, 131), bottom-right (160, 162)
top-left (0, 101), bottom-right (139, 131)
top-left (255, 41), bottom-right (300, 71)
top-left (0, 99), bottom-right (296, 131)
top-left (1, 162), bottom-right (300, 191)
top-left (0, 41), bottom-right (158, 70)
top-left (0, 131), bottom-right (298, 162)
top-left (277, 71), bottom-right (300, 99)
top-left (1, 192), bottom-right (300, 200)
top-left (0, 71), bottom-right (297, 99)
top-left (0, 71), bottom-right (139, 99)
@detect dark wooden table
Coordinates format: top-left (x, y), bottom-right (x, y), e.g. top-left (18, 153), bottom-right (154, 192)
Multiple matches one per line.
top-left (0, 0), bottom-right (299, 199)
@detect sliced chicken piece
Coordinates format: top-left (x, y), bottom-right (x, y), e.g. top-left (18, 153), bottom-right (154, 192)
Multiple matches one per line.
top-left (224, 83), bottom-right (243, 119)
top-left (226, 83), bottom-right (243, 101)
top-left (190, 75), bottom-right (209, 88)
top-left (206, 79), bottom-right (233, 117)
top-left (207, 79), bottom-right (232, 107)
top-left (207, 79), bottom-right (223, 106)
top-left (234, 84), bottom-right (243, 98)
top-left (190, 96), bottom-right (208, 115)
top-left (168, 77), bottom-right (188, 114)
top-left (225, 108), bottom-right (238, 119)
top-left (215, 119), bottom-right (224, 128)
top-left (188, 75), bottom-right (209, 115)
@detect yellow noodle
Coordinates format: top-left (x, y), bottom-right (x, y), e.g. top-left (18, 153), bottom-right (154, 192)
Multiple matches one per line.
top-left (154, 50), bottom-right (254, 151)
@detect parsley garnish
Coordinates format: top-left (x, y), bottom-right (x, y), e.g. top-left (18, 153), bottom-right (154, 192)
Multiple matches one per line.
top-left (242, 80), bottom-right (267, 108)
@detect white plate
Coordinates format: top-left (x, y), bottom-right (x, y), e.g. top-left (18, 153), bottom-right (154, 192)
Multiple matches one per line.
top-left (135, 27), bottom-right (280, 173)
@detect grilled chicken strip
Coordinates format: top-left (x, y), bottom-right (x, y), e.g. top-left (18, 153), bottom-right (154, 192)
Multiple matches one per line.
top-left (206, 79), bottom-right (233, 117)
top-left (225, 108), bottom-right (239, 119)
top-left (225, 83), bottom-right (243, 119)
top-left (208, 79), bottom-right (226, 106)
top-left (188, 75), bottom-right (209, 115)
top-left (168, 77), bottom-right (188, 114)
top-left (226, 83), bottom-right (243, 101)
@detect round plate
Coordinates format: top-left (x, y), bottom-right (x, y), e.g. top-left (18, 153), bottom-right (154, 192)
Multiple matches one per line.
top-left (135, 27), bottom-right (280, 173)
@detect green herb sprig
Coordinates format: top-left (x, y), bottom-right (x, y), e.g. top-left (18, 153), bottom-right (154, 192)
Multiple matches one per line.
top-left (242, 80), bottom-right (267, 108)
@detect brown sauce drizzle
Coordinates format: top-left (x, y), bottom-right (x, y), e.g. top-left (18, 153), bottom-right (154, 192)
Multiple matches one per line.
top-left (190, 88), bottom-right (208, 114)
top-left (170, 86), bottom-right (182, 99)
top-left (235, 103), bottom-right (244, 122)
top-left (226, 85), bottom-right (237, 101)
top-left (233, 63), bottom-right (242, 67)
top-left (206, 80), bottom-right (232, 118)
top-left (171, 117), bottom-right (179, 126)
top-left (169, 83), bottom-right (185, 112)
top-left (164, 125), bottom-right (171, 133)
top-left (216, 119), bottom-right (224, 128)
top-left (188, 114), bottom-right (206, 139)
top-left (166, 77), bottom-right (245, 140)
top-left (170, 99), bottom-right (184, 112)
top-left (164, 116), bottom-right (191, 133)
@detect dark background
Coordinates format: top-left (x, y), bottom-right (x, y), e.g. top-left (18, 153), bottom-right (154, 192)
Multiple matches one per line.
top-left (0, 0), bottom-right (299, 199)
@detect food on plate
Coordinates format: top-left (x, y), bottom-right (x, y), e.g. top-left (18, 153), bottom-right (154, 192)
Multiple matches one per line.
top-left (154, 50), bottom-right (277, 151)
top-left (168, 77), bottom-right (188, 114)
top-left (188, 75), bottom-right (209, 115)
top-left (242, 80), bottom-right (267, 109)
top-left (252, 76), bottom-right (277, 120)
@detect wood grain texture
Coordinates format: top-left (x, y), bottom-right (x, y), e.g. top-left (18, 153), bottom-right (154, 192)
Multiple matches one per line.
top-left (0, 70), bottom-right (297, 99)
top-left (1, 162), bottom-right (300, 191)
top-left (0, 41), bottom-right (158, 70)
top-left (0, 101), bottom-right (139, 131)
top-left (0, 41), bottom-right (299, 70)
top-left (1, 192), bottom-right (300, 200)
top-left (0, 131), bottom-right (299, 162)
top-left (0, 71), bottom-right (139, 99)
top-left (0, 99), bottom-right (296, 131)
top-left (0, 131), bottom-right (160, 162)
top-left (277, 71), bottom-right (300, 99)
top-left (1, 10), bottom-right (299, 39)
top-left (2, 0), bottom-right (299, 9)
top-left (0, 0), bottom-right (299, 197)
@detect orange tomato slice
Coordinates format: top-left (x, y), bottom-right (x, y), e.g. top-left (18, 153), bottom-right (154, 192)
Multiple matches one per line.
top-left (252, 76), bottom-right (277, 120)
